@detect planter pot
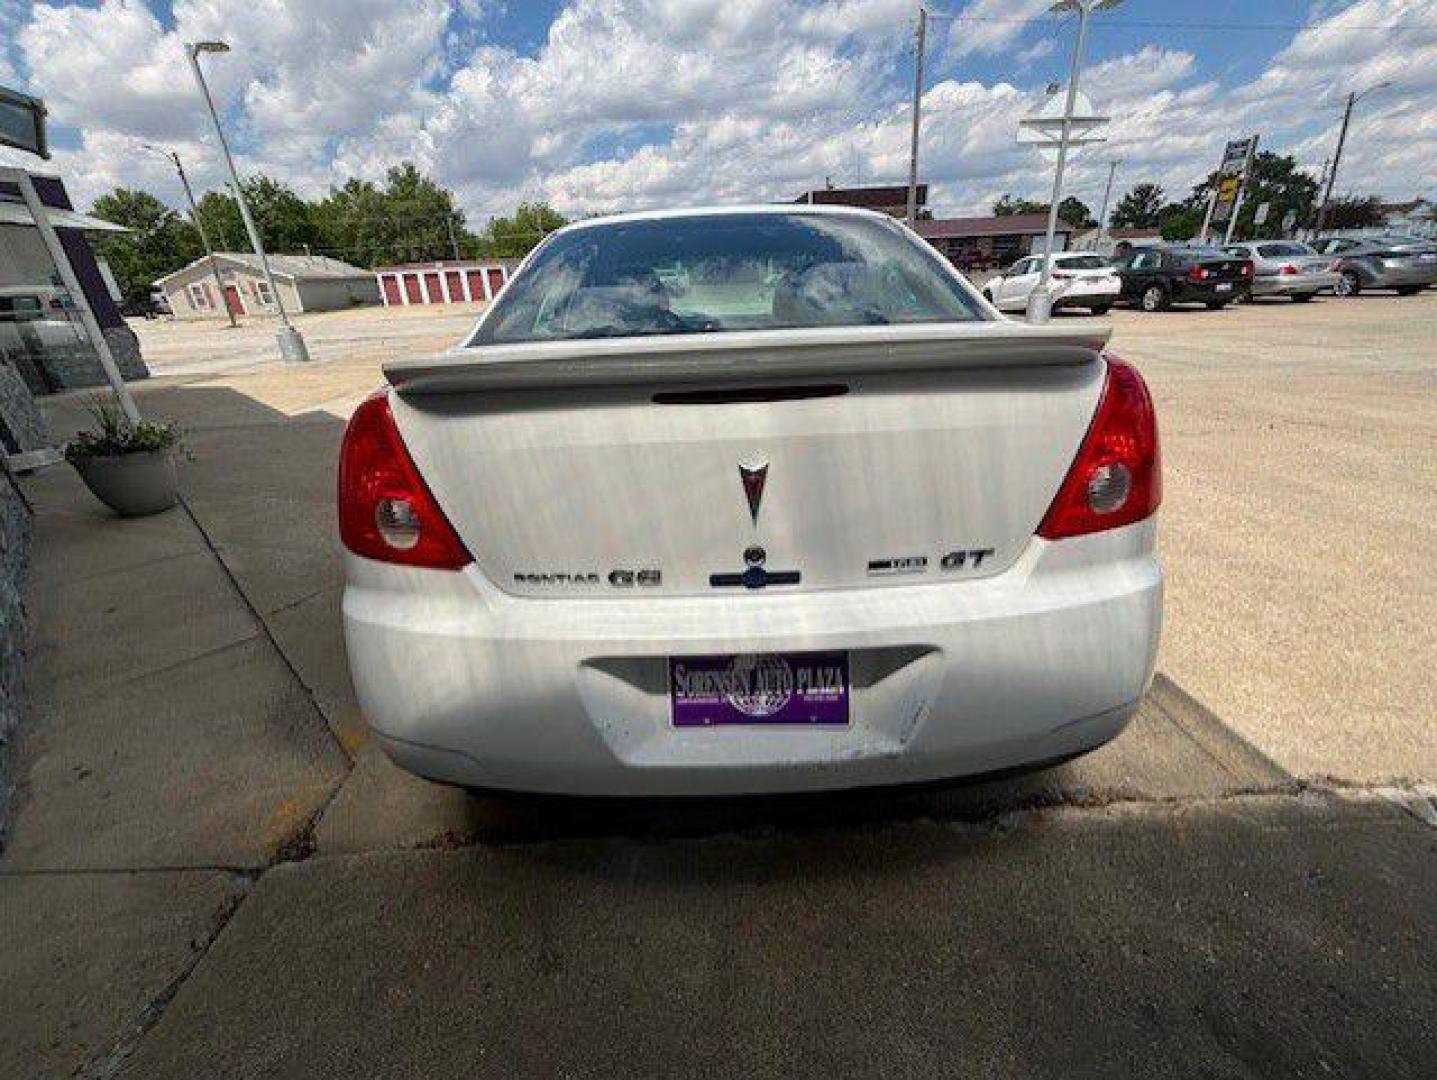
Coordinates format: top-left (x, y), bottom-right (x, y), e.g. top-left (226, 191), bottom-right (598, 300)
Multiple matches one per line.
top-left (71, 449), bottom-right (179, 517)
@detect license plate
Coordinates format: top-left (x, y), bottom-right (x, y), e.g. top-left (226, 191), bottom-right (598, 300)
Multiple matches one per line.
top-left (669, 651), bottom-right (849, 727)
top-left (1216, 282), bottom-right (1233, 292)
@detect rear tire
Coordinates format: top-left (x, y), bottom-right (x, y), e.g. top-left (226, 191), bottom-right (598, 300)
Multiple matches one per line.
top-left (1335, 270), bottom-right (1361, 297)
top-left (1140, 285), bottom-right (1169, 312)
top-left (1290, 292), bottom-right (1315, 302)
top-left (1395, 285), bottom-right (1422, 296)
top-left (1205, 300), bottom-right (1227, 310)
top-left (1089, 304), bottom-right (1111, 316)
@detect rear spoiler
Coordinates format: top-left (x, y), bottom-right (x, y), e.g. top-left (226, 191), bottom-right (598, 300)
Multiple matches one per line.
top-left (384, 321), bottom-right (1112, 395)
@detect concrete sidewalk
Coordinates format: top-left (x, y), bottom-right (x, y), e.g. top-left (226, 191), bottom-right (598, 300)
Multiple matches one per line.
top-left (3, 314), bottom-right (1435, 1077)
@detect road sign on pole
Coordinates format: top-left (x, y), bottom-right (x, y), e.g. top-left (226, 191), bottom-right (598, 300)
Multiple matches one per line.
top-left (1253, 202), bottom-right (1270, 226)
top-left (1211, 135), bottom-right (1258, 227)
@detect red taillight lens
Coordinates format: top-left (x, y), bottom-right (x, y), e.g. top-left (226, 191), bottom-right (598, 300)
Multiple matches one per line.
top-left (1036, 356), bottom-right (1161, 540)
top-left (1188, 265), bottom-right (1208, 282)
top-left (1240, 262), bottom-right (1253, 276)
top-left (338, 390), bottom-right (472, 569)
top-left (1279, 264), bottom-right (1298, 276)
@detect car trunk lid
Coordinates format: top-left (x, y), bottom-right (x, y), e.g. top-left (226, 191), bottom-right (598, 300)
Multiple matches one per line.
top-left (384, 323), bottom-right (1110, 597)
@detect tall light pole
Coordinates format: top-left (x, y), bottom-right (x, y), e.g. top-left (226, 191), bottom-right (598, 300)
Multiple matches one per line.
top-left (144, 143), bottom-right (235, 328)
top-left (905, 7), bottom-right (928, 226)
top-left (1313, 81), bottom-right (1392, 236)
top-left (184, 40), bottom-right (310, 361)
top-left (1029, 0), bottom-right (1122, 323)
top-left (1097, 158), bottom-right (1120, 246)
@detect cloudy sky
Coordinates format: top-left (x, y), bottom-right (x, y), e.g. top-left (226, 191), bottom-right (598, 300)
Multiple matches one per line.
top-left (1, 0), bottom-right (1432, 223)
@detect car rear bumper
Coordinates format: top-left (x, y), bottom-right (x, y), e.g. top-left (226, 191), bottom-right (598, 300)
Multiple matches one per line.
top-left (1172, 281), bottom-right (1246, 303)
top-left (342, 520), bottom-right (1163, 796)
top-left (1252, 272), bottom-right (1340, 296)
top-left (1053, 283), bottom-right (1121, 308)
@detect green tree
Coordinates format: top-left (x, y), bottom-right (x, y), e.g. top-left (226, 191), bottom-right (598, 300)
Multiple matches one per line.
top-left (89, 188), bottom-right (202, 308)
top-left (993, 193), bottom-right (1047, 217)
top-left (478, 202), bottom-right (567, 259)
top-left (1189, 152), bottom-right (1320, 240)
top-left (241, 174), bottom-right (320, 252)
top-left (193, 189), bottom-right (245, 252)
top-left (1158, 204), bottom-right (1204, 242)
top-left (1110, 183), bottom-right (1165, 229)
top-left (1056, 196), bottom-right (1095, 229)
top-left (190, 176), bottom-right (318, 255)
top-left (1322, 194), bottom-right (1385, 231)
top-left (992, 194), bottom-right (1091, 228)
top-left (313, 177), bottom-right (398, 267)
top-left (379, 162), bottom-right (470, 263)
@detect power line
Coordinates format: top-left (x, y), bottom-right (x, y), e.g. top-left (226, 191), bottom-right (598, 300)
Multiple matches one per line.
top-left (936, 13), bottom-right (1431, 34)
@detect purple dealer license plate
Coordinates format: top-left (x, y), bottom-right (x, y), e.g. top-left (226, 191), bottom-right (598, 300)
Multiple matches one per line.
top-left (669, 652), bottom-right (849, 727)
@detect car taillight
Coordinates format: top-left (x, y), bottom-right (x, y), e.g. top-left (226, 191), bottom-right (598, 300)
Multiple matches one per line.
top-left (338, 390), bottom-right (472, 569)
top-left (1188, 265), bottom-right (1208, 282)
top-left (1036, 356), bottom-right (1161, 540)
top-left (1240, 262), bottom-right (1253, 277)
top-left (1327, 260), bottom-right (1343, 272)
top-left (1279, 264), bottom-right (1298, 275)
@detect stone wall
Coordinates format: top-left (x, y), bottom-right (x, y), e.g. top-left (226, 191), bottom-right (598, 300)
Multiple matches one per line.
top-left (0, 469), bottom-right (32, 841)
top-left (0, 362), bottom-right (51, 454)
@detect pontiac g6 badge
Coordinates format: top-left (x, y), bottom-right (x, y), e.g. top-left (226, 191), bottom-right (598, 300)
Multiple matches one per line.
top-left (739, 460), bottom-right (768, 524)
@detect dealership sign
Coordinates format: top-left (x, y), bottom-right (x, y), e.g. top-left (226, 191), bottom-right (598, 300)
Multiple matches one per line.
top-left (0, 86), bottom-right (48, 159)
top-left (1211, 135), bottom-right (1258, 225)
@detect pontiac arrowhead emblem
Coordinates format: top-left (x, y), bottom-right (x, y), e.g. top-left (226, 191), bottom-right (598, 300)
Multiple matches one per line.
top-left (738, 461), bottom-right (768, 525)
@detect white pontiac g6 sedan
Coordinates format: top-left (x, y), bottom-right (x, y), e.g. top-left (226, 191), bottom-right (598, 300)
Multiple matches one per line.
top-left (339, 207), bottom-right (1163, 796)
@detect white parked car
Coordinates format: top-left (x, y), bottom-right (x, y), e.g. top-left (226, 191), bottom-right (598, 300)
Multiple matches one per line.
top-left (981, 252), bottom-right (1122, 315)
top-left (340, 206), bottom-right (1163, 796)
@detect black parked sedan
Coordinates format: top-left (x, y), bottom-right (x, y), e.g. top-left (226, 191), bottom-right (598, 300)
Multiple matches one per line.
top-left (1114, 246), bottom-right (1254, 311)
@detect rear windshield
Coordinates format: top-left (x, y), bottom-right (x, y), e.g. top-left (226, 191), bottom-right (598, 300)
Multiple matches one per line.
top-left (473, 212), bottom-right (985, 344)
top-left (1170, 248), bottom-right (1232, 265)
top-left (1256, 243), bottom-right (1314, 257)
top-left (1054, 255), bottom-right (1110, 270)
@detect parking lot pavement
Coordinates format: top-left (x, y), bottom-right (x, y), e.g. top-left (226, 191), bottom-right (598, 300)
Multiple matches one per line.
top-left (5, 291), bottom-right (1435, 1076)
top-left (117, 795), bottom-right (1437, 1080)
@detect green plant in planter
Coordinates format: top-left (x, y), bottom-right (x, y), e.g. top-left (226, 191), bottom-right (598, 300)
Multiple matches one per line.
top-left (65, 398), bottom-right (185, 517)
top-left (64, 398), bottom-right (183, 463)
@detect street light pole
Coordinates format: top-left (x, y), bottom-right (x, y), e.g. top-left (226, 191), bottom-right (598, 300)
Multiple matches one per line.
top-left (183, 41), bottom-right (310, 361)
top-left (146, 143), bottom-right (234, 328)
top-left (1029, 0), bottom-right (1121, 323)
top-left (1313, 81), bottom-right (1391, 237)
top-left (905, 7), bottom-right (927, 227)
top-left (1097, 158), bottom-right (1119, 246)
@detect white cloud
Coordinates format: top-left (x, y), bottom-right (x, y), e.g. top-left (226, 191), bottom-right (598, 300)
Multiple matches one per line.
top-left (944, 0), bottom-right (1053, 59)
top-left (4, 0), bottom-right (1434, 230)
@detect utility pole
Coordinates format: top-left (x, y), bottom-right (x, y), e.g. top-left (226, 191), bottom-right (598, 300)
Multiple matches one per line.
top-left (905, 6), bottom-right (927, 227)
top-left (185, 40), bottom-right (310, 361)
top-left (446, 213), bottom-right (462, 261)
top-left (1097, 158), bottom-right (1119, 246)
top-left (146, 144), bottom-right (235, 327)
top-left (1029, 0), bottom-right (1120, 323)
top-left (1314, 81), bottom-right (1391, 236)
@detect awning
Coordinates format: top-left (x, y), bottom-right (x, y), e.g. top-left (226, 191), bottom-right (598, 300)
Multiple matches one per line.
top-left (0, 200), bottom-right (130, 232)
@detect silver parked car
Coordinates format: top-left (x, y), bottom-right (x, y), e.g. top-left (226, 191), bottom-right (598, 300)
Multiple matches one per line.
top-left (1314, 237), bottom-right (1437, 296)
top-left (1222, 241), bottom-right (1340, 302)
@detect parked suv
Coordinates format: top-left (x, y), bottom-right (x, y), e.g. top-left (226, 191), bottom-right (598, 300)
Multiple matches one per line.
top-left (1114, 246), bottom-right (1253, 311)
